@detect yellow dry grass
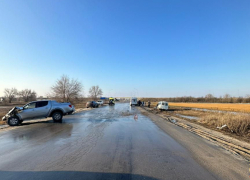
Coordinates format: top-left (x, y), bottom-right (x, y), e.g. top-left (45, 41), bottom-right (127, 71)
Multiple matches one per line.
top-left (168, 103), bottom-right (250, 113)
top-left (200, 113), bottom-right (250, 136)
top-left (143, 101), bottom-right (250, 138)
top-left (150, 102), bottom-right (158, 107)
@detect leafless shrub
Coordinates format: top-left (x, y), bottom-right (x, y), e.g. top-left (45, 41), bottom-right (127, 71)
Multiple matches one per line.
top-left (19, 89), bottom-right (37, 102)
top-left (4, 88), bottom-right (18, 103)
top-left (88, 86), bottom-right (103, 100)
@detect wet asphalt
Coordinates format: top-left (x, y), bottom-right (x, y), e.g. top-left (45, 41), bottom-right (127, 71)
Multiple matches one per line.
top-left (0, 103), bottom-right (245, 180)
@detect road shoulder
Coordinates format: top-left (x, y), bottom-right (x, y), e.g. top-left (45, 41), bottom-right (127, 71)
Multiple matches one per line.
top-left (139, 107), bottom-right (249, 180)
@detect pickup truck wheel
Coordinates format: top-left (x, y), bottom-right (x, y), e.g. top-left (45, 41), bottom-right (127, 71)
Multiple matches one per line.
top-left (8, 116), bottom-right (20, 126)
top-left (52, 112), bottom-right (62, 122)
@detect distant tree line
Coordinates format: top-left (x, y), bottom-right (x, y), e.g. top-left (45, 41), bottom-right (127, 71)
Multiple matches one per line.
top-left (2, 75), bottom-right (104, 104)
top-left (144, 94), bottom-right (250, 103)
top-left (3, 88), bottom-right (37, 103)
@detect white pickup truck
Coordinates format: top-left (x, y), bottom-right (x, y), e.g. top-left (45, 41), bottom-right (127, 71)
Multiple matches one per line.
top-left (2, 100), bottom-right (74, 126)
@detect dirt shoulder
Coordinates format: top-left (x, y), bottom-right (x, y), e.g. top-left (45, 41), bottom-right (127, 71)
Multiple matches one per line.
top-left (0, 108), bottom-right (10, 125)
top-left (139, 107), bottom-right (249, 180)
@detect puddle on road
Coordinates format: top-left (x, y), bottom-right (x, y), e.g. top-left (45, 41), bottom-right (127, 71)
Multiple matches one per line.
top-left (120, 111), bottom-right (135, 116)
top-left (72, 103), bottom-right (145, 125)
top-left (87, 119), bottom-right (110, 123)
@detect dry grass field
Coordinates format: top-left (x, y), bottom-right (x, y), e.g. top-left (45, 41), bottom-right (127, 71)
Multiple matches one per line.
top-left (199, 113), bottom-right (250, 136)
top-left (169, 103), bottom-right (250, 113)
top-left (172, 110), bottom-right (250, 137)
top-left (142, 101), bottom-right (250, 138)
top-left (141, 98), bottom-right (250, 113)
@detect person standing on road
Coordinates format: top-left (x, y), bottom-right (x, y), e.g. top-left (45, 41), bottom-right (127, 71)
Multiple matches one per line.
top-left (148, 101), bottom-right (151, 108)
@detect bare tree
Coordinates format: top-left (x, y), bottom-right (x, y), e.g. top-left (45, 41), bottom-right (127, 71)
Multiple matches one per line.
top-left (19, 89), bottom-right (37, 102)
top-left (89, 86), bottom-right (103, 100)
top-left (51, 75), bottom-right (83, 102)
top-left (223, 93), bottom-right (231, 103)
top-left (223, 94), bottom-right (231, 99)
top-left (205, 94), bottom-right (214, 99)
top-left (244, 94), bottom-right (250, 103)
top-left (4, 88), bottom-right (18, 103)
top-left (205, 94), bottom-right (214, 102)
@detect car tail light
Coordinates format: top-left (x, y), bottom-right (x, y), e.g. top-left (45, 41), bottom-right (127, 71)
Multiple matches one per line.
top-left (69, 105), bottom-right (72, 108)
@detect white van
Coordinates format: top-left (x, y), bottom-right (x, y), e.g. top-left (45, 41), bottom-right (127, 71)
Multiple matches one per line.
top-left (97, 100), bottom-right (104, 105)
top-left (156, 101), bottom-right (168, 111)
top-left (130, 97), bottom-right (137, 106)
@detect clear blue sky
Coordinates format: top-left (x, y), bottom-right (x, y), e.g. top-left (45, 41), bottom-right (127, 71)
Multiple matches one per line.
top-left (0, 0), bottom-right (249, 97)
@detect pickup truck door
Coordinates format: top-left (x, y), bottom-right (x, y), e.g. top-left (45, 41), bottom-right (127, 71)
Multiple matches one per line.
top-left (34, 101), bottom-right (50, 118)
top-left (20, 102), bottom-right (37, 120)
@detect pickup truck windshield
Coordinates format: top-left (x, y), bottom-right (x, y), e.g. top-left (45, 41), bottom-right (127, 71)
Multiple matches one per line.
top-left (24, 103), bottom-right (36, 109)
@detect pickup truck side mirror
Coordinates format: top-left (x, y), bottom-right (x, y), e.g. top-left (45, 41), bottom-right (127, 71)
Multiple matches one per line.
top-left (18, 107), bottom-right (24, 111)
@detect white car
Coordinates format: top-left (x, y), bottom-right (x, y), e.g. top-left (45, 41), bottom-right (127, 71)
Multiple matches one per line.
top-left (156, 101), bottom-right (168, 111)
top-left (130, 97), bottom-right (137, 106)
top-left (97, 100), bottom-right (104, 105)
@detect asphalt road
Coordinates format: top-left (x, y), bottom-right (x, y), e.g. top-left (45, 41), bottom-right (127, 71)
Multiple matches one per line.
top-left (0, 103), bottom-right (248, 180)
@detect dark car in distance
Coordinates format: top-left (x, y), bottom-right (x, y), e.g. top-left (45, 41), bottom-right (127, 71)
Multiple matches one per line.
top-left (86, 101), bottom-right (99, 108)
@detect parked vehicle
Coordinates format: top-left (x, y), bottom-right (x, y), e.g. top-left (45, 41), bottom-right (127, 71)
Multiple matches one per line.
top-left (130, 97), bottom-right (137, 106)
top-left (68, 105), bottom-right (75, 114)
top-left (86, 101), bottom-right (99, 108)
top-left (97, 100), bottom-right (104, 105)
top-left (109, 98), bottom-right (115, 105)
top-left (2, 100), bottom-right (74, 126)
top-left (156, 101), bottom-right (169, 111)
